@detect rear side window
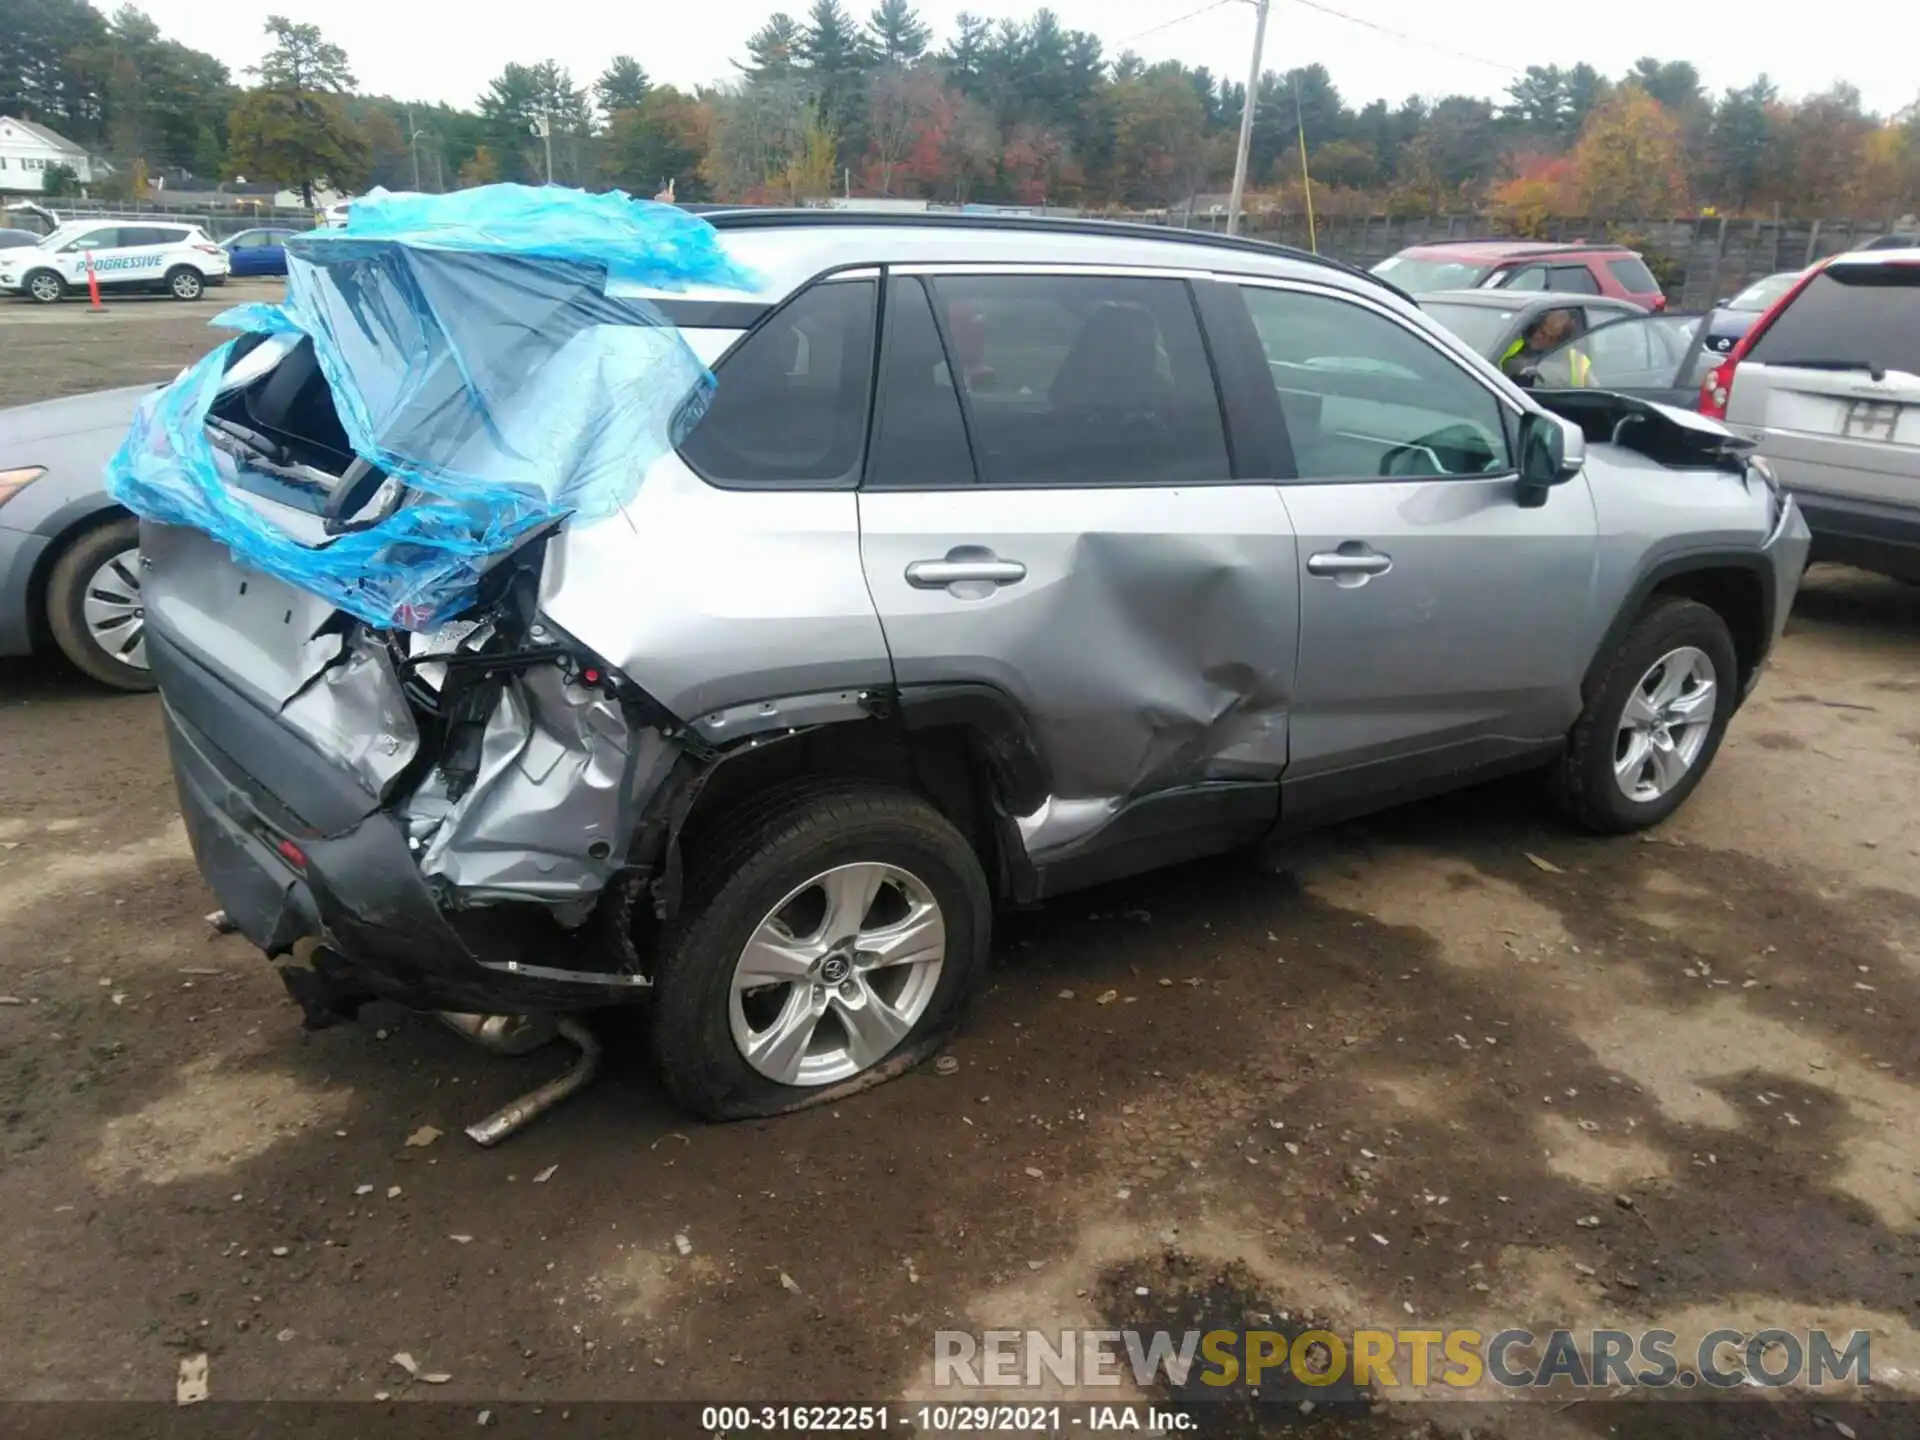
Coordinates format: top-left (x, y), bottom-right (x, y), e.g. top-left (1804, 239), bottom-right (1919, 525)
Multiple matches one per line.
top-left (1606, 256), bottom-right (1659, 293)
top-left (1499, 266), bottom-right (1547, 291)
top-left (1548, 265), bottom-right (1602, 295)
top-left (124, 226), bottom-right (186, 247)
top-left (866, 277), bottom-right (976, 488)
top-left (926, 274), bottom-right (1229, 487)
top-left (1746, 266), bottom-right (1920, 377)
top-left (678, 279), bottom-right (878, 489)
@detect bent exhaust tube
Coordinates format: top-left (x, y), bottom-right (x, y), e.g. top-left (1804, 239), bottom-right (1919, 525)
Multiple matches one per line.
top-left (460, 1016), bottom-right (602, 1147)
top-left (437, 1010), bottom-right (558, 1056)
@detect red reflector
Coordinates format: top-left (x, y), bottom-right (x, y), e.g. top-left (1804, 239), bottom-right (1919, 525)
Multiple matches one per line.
top-left (276, 838), bottom-right (309, 869)
top-left (583, 668), bottom-right (601, 684)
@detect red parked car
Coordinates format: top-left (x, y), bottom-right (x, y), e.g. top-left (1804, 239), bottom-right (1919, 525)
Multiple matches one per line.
top-left (1372, 239), bottom-right (1667, 311)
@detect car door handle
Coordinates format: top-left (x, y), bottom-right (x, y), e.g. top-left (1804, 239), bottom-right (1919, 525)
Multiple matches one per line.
top-left (905, 556), bottom-right (1028, 589)
top-left (1307, 548), bottom-right (1393, 579)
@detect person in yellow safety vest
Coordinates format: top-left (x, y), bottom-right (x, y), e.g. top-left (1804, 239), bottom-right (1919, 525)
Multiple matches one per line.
top-left (1500, 309), bottom-right (1592, 385)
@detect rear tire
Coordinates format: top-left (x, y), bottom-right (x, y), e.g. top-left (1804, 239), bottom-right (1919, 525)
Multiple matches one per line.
top-left (45, 517), bottom-right (156, 692)
top-left (23, 269), bottom-right (63, 304)
top-left (1552, 597), bottom-right (1737, 833)
top-left (649, 782), bottom-right (991, 1121)
top-left (166, 266), bottom-right (204, 301)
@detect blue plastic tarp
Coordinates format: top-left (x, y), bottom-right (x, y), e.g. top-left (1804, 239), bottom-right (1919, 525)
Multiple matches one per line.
top-left (106, 185), bottom-right (756, 631)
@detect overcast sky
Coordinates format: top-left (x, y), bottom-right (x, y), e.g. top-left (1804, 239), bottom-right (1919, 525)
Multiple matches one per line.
top-left (131, 0), bottom-right (1913, 118)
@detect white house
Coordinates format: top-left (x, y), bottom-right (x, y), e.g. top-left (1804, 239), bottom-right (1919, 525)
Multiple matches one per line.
top-left (0, 117), bottom-right (95, 194)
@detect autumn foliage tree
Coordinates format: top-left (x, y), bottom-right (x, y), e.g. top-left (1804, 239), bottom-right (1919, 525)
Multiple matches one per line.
top-left (1490, 153), bottom-right (1579, 235)
top-left (227, 16), bottom-right (369, 205)
top-left (1572, 85), bottom-right (1689, 216)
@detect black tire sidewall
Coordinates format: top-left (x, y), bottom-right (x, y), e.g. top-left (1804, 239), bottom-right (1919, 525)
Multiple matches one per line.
top-left (650, 792), bottom-right (990, 1121)
top-left (1575, 601), bottom-right (1738, 831)
top-left (25, 270), bottom-right (62, 303)
top-left (45, 517), bottom-right (155, 692)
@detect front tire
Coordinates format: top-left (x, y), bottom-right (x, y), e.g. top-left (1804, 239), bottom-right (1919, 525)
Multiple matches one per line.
top-left (649, 783), bottom-right (992, 1121)
top-left (23, 269), bottom-right (64, 304)
top-left (1553, 597), bottom-right (1738, 833)
top-left (166, 266), bottom-right (204, 301)
top-left (44, 517), bottom-right (156, 692)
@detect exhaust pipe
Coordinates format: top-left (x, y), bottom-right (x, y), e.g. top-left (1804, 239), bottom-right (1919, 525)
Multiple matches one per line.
top-left (437, 1011), bottom-right (558, 1056)
top-left (459, 1016), bottom-right (601, 1147)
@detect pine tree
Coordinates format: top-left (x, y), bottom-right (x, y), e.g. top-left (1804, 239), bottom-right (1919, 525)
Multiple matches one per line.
top-left (867, 0), bottom-right (930, 65)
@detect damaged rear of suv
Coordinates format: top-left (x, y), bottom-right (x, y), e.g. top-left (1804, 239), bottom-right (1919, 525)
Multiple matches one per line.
top-left (123, 193), bottom-right (1809, 1125)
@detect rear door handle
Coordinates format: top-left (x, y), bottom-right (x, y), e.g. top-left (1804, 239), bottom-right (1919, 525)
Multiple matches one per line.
top-left (1307, 544), bottom-right (1393, 586)
top-left (905, 555), bottom-right (1028, 589)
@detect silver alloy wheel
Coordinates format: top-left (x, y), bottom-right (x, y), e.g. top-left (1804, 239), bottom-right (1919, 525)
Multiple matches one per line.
top-left (81, 546), bottom-right (148, 671)
top-left (170, 270), bottom-right (202, 300)
top-left (729, 861), bottom-right (946, 1087)
top-left (1614, 645), bottom-right (1716, 803)
top-left (28, 272), bottom-right (61, 303)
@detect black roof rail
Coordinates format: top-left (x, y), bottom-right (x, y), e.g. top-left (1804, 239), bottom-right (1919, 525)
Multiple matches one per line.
top-left (694, 207), bottom-right (1408, 298)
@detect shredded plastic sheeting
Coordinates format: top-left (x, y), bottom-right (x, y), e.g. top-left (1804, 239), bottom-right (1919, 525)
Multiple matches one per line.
top-left (107, 186), bottom-right (753, 631)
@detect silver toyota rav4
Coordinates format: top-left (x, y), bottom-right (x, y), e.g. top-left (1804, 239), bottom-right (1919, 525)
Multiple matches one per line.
top-left (142, 212), bottom-right (1810, 1119)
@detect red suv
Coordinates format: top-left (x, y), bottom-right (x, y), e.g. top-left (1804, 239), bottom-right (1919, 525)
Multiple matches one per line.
top-left (1372, 239), bottom-right (1667, 311)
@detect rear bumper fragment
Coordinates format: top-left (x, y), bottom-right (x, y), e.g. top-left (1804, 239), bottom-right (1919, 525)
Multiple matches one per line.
top-left (156, 628), bottom-right (646, 1016)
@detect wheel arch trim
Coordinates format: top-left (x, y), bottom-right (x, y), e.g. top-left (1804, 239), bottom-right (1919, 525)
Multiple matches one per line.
top-left (1582, 549), bottom-right (1776, 702)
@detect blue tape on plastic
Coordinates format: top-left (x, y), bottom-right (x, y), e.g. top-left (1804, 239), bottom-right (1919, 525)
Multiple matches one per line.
top-left (106, 186), bottom-right (752, 631)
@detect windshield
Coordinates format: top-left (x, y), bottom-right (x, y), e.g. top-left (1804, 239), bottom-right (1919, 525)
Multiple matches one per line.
top-left (1747, 265), bottom-right (1920, 376)
top-left (1727, 272), bottom-right (1800, 312)
top-left (1419, 301), bottom-right (1520, 357)
top-left (1372, 255), bottom-right (1492, 293)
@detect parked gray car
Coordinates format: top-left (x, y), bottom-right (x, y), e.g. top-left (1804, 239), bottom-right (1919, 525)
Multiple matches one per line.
top-left (125, 213), bottom-right (1811, 1120)
top-left (0, 385), bottom-right (153, 688)
top-left (1708, 246), bottom-right (1920, 582)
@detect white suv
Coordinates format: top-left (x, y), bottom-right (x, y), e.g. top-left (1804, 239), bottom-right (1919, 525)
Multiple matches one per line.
top-left (0, 220), bottom-right (231, 303)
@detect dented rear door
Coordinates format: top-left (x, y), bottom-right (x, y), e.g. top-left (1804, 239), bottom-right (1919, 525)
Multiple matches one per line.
top-left (858, 268), bottom-right (1299, 861)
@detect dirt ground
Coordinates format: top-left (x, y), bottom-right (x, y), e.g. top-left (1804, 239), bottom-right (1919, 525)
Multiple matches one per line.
top-left (0, 280), bottom-right (285, 407)
top-left (1, 300), bottom-right (1917, 1437)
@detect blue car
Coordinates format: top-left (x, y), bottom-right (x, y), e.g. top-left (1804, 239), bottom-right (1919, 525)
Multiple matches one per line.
top-left (221, 226), bottom-right (301, 277)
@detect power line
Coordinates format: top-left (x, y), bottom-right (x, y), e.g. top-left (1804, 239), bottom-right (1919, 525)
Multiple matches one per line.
top-left (1285, 0), bottom-right (1525, 77)
top-left (1115, 0), bottom-right (1240, 49)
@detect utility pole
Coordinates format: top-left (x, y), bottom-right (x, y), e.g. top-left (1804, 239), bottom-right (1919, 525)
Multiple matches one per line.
top-left (1226, 0), bottom-right (1271, 237)
top-left (533, 114), bottom-right (554, 184)
top-left (406, 105), bottom-right (421, 191)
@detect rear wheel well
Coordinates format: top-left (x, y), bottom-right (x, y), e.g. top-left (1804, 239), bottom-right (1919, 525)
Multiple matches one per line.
top-left (1648, 566), bottom-right (1766, 689)
top-left (673, 720), bottom-right (1017, 902)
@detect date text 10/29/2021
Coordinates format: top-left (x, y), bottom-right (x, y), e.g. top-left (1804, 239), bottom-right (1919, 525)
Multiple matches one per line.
top-left (699, 1407), bottom-right (1192, 1433)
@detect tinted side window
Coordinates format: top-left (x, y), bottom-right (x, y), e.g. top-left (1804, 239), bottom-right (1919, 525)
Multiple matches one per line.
top-left (1549, 264), bottom-right (1602, 295)
top-left (866, 277), bottom-right (975, 488)
top-left (1501, 266), bottom-right (1548, 292)
top-left (1745, 267), bottom-right (1920, 377)
top-left (678, 279), bottom-right (878, 489)
top-left (227, 231), bottom-right (263, 249)
top-left (1240, 286), bottom-right (1512, 481)
top-left (123, 227), bottom-right (180, 247)
top-left (61, 228), bottom-right (120, 251)
top-left (925, 275), bottom-right (1228, 487)
top-left (1607, 256), bottom-right (1659, 293)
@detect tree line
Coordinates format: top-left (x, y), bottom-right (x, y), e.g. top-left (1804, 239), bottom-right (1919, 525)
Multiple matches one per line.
top-left (3, 0), bottom-right (1918, 219)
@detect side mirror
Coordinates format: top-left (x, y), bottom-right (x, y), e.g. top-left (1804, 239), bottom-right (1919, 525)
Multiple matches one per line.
top-left (1714, 296), bottom-right (1731, 308)
top-left (1516, 411), bottom-right (1584, 508)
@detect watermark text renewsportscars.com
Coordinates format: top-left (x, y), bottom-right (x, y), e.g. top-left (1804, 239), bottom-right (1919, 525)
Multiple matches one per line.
top-left (934, 1327), bottom-right (1871, 1392)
